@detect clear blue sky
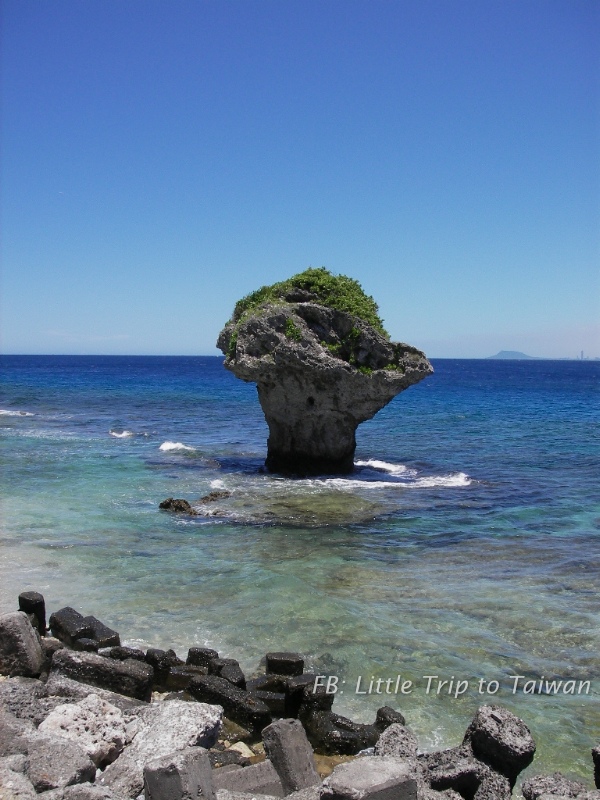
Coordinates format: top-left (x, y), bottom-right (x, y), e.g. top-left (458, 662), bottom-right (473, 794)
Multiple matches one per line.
top-left (2, 0), bottom-right (598, 358)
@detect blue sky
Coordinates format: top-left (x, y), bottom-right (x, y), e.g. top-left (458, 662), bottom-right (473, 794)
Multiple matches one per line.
top-left (2, 0), bottom-right (598, 358)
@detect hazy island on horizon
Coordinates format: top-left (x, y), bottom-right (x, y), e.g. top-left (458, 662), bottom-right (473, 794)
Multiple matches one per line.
top-left (487, 350), bottom-right (537, 360)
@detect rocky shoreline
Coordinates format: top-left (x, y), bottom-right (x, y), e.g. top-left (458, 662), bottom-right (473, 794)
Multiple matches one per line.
top-left (1, 593), bottom-right (598, 800)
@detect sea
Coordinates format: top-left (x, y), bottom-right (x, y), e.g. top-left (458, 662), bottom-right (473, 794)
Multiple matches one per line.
top-left (0, 355), bottom-right (598, 787)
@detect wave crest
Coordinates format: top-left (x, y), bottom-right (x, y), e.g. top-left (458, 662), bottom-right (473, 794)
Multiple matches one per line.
top-left (159, 441), bottom-right (196, 452)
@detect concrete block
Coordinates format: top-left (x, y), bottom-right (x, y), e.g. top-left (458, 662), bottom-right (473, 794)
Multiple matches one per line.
top-left (144, 746), bottom-right (215, 800)
top-left (212, 760), bottom-right (285, 797)
top-left (321, 756), bottom-right (417, 800)
top-left (0, 613), bottom-right (44, 678)
top-left (262, 719), bottom-right (320, 793)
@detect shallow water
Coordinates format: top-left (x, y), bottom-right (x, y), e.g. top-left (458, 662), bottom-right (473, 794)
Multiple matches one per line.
top-left (0, 355), bottom-right (598, 786)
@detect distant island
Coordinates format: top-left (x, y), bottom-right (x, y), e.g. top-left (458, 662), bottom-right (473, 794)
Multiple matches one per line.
top-left (487, 350), bottom-right (537, 360)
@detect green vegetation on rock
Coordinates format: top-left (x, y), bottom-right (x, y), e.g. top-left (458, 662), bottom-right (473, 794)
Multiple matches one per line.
top-left (285, 318), bottom-right (302, 341)
top-left (232, 267), bottom-right (388, 337)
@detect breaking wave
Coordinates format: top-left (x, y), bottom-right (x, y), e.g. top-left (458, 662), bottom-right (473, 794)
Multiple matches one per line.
top-left (159, 441), bottom-right (196, 452)
top-left (0, 409), bottom-right (34, 417)
top-left (110, 430), bottom-right (134, 438)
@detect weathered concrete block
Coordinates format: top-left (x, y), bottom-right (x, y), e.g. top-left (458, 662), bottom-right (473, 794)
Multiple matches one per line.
top-left (187, 647), bottom-right (219, 668)
top-left (262, 719), bottom-right (320, 793)
top-left (18, 592), bottom-right (46, 634)
top-left (464, 705), bottom-right (535, 785)
top-left (50, 648), bottom-right (154, 701)
top-left (73, 638), bottom-right (100, 652)
top-left (81, 616), bottom-right (121, 648)
top-left (143, 746), bottom-right (215, 800)
top-left (374, 723), bottom-right (418, 758)
top-left (266, 653), bottom-right (304, 677)
top-left (44, 672), bottom-right (146, 714)
top-left (164, 664), bottom-right (207, 691)
top-left (24, 733), bottom-right (96, 791)
top-left (212, 760), bottom-right (285, 797)
top-left (298, 708), bottom-right (379, 755)
top-left (188, 675), bottom-right (271, 733)
top-left (0, 613), bottom-right (44, 678)
top-left (99, 699), bottom-right (222, 798)
top-left (0, 709), bottom-right (33, 757)
top-left (521, 772), bottom-right (589, 799)
top-left (49, 608), bottom-right (94, 646)
top-left (0, 765), bottom-right (37, 799)
top-left (36, 784), bottom-right (118, 800)
top-left (38, 693), bottom-right (128, 767)
top-left (321, 756), bottom-right (418, 800)
top-left (255, 690), bottom-right (286, 717)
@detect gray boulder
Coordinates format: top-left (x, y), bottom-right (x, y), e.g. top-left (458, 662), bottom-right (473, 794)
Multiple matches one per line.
top-left (143, 747), bottom-right (215, 800)
top-left (464, 704), bottom-right (535, 786)
top-left (38, 693), bottom-right (130, 767)
top-left (217, 270), bottom-right (432, 474)
top-left (24, 733), bottom-right (96, 792)
top-left (98, 699), bottom-right (222, 798)
top-left (521, 772), bottom-right (590, 799)
top-left (374, 723), bottom-right (418, 759)
top-left (50, 648), bottom-right (153, 701)
top-left (261, 718), bottom-right (320, 793)
top-left (0, 765), bottom-right (37, 799)
top-left (0, 613), bottom-right (44, 678)
top-left (320, 756), bottom-right (418, 800)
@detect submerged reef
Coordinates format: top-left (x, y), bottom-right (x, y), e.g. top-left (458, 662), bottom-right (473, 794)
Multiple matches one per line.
top-left (217, 268), bottom-right (433, 475)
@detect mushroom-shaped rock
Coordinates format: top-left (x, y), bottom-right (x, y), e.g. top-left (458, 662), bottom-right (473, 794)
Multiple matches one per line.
top-left (217, 268), bottom-right (432, 474)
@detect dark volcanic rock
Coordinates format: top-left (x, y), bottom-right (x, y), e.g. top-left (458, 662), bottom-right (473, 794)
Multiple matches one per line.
top-left (464, 704), bottom-right (535, 786)
top-left (217, 270), bottom-right (432, 475)
top-left (188, 674), bottom-right (272, 733)
top-left (187, 647), bottom-right (219, 668)
top-left (159, 497), bottom-right (197, 513)
top-left (50, 648), bottom-right (154, 701)
top-left (521, 772), bottom-right (590, 799)
top-left (18, 592), bottom-right (46, 634)
top-left (49, 607), bottom-right (94, 646)
top-left (298, 707), bottom-right (381, 755)
top-left (266, 652), bottom-right (304, 677)
top-left (594, 745), bottom-right (600, 789)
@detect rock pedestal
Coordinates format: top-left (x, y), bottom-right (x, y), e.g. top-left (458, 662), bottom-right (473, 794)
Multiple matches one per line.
top-left (218, 301), bottom-right (432, 475)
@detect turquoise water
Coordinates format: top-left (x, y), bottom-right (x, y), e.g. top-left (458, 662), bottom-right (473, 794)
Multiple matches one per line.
top-left (0, 355), bottom-right (598, 787)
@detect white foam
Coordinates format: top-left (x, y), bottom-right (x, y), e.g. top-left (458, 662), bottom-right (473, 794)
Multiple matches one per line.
top-left (0, 409), bottom-right (34, 417)
top-left (310, 471), bottom-right (472, 490)
top-left (159, 441), bottom-right (195, 452)
top-left (210, 479), bottom-right (226, 489)
top-left (410, 472), bottom-right (472, 488)
top-left (110, 430), bottom-right (133, 438)
top-left (355, 459), bottom-right (413, 476)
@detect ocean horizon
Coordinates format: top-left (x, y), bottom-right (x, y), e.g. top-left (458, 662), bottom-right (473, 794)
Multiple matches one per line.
top-left (1, 354), bottom-right (598, 787)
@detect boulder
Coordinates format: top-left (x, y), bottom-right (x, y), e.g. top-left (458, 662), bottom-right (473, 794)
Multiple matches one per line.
top-left (38, 693), bottom-right (129, 767)
top-left (38, 785), bottom-right (119, 800)
top-left (187, 647), bottom-right (219, 668)
top-left (48, 608), bottom-right (94, 646)
top-left (98, 699), bottom-right (222, 798)
top-left (81, 616), bottom-right (120, 648)
top-left (143, 747), bottom-right (215, 800)
top-left (464, 704), bottom-right (535, 786)
top-left (0, 708), bottom-right (33, 757)
top-left (321, 756), bottom-right (418, 800)
top-left (43, 672), bottom-right (146, 714)
top-left (265, 653), bottom-right (304, 677)
top-left (159, 498), bottom-right (196, 513)
top-left (217, 269), bottom-right (432, 475)
top-left (374, 723), bottom-right (418, 759)
top-left (17, 592), bottom-right (46, 634)
top-left (50, 648), bottom-right (154, 701)
top-left (262, 719), bottom-right (321, 793)
top-left (24, 733), bottom-right (96, 792)
top-left (0, 613), bottom-right (44, 678)
top-left (521, 773), bottom-right (590, 799)
top-left (188, 675), bottom-right (271, 733)
top-left (0, 765), bottom-right (37, 799)
top-left (212, 760), bottom-right (285, 797)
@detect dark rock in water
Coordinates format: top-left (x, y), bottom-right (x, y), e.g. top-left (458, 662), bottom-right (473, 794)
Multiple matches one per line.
top-left (298, 707), bottom-right (380, 755)
top-left (18, 592), bottom-right (46, 634)
top-left (100, 645), bottom-right (146, 662)
top-left (375, 706), bottom-right (406, 730)
top-left (284, 674), bottom-right (320, 717)
top-left (72, 637), bottom-right (100, 652)
top-left (50, 648), bottom-right (154, 701)
top-left (463, 704), bottom-right (535, 786)
top-left (419, 745), bottom-right (511, 799)
top-left (82, 615), bottom-right (121, 648)
top-left (254, 689), bottom-right (287, 716)
top-left (521, 771), bottom-right (590, 799)
top-left (159, 497), bottom-right (197, 513)
top-left (266, 652), bottom-right (304, 677)
top-left (145, 647), bottom-right (184, 687)
top-left (187, 646), bottom-right (219, 667)
top-left (217, 268), bottom-right (432, 475)
top-left (208, 656), bottom-right (245, 688)
top-left (49, 607), bottom-right (94, 646)
top-left (188, 674), bottom-right (272, 733)
top-left (200, 490), bottom-right (232, 503)
top-left (164, 664), bottom-right (207, 690)
top-left (594, 745), bottom-right (600, 789)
